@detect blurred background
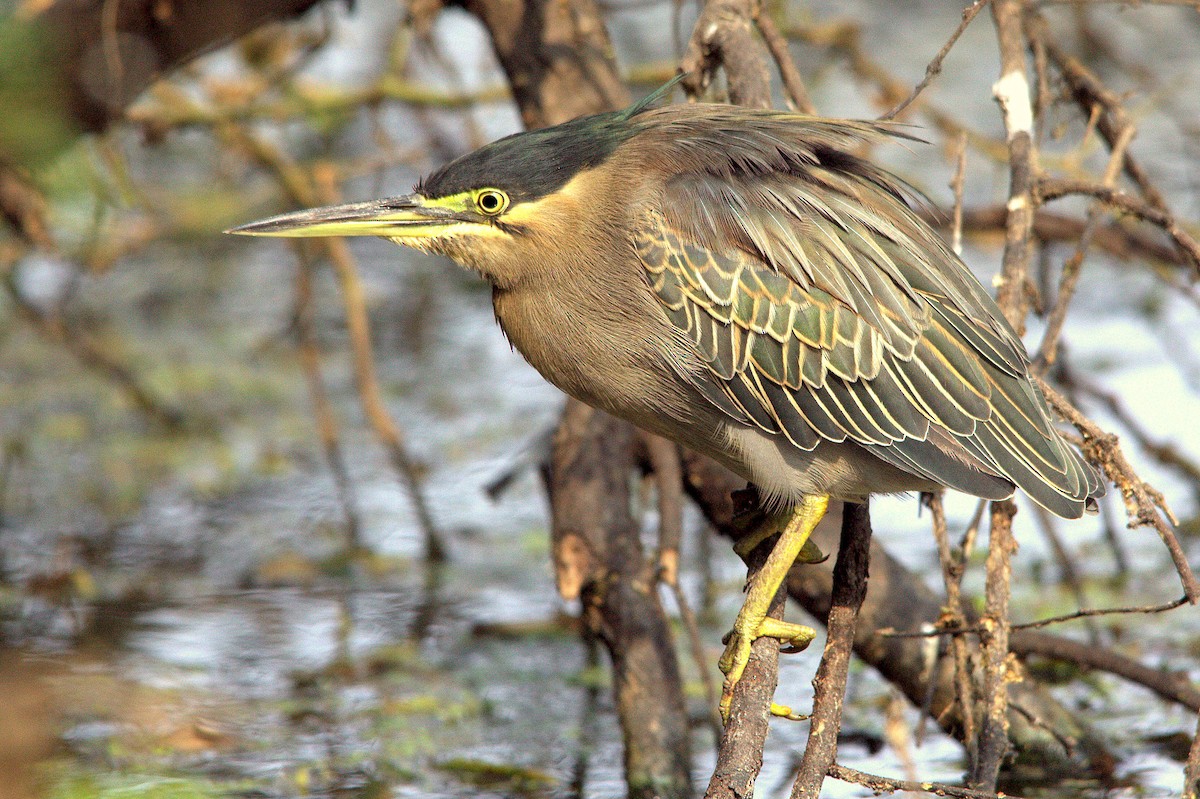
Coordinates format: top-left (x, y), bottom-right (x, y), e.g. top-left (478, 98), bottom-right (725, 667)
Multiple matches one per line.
top-left (1, 1), bottom-right (1199, 797)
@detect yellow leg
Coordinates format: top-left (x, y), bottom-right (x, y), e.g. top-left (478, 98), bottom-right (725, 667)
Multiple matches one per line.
top-left (718, 494), bottom-right (829, 722)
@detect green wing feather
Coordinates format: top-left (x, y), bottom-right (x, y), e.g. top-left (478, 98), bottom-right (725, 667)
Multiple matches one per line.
top-left (633, 110), bottom-right (1103, 517)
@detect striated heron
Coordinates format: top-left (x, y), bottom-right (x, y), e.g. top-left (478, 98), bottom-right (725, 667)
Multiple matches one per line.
top-left (230, 88), bottom-right (1105, 720)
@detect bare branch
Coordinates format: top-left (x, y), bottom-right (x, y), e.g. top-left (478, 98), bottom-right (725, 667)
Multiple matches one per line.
top-left (229, 127), bottom-right (447, 562)
top-left (970, 0), bottom-right (1037, 787)
top-left (0, 165), bottom-right (54, 248)
top-left (680, 0), bottom-right (772, 108)
top-left (705, 528), bottom-right (787, 799)
top-left (789, 502), bottom-right (873, 797)
top-left (1037, 178), bottom-right (1200, 273)
top-left (1029, 17), bottom-right (1166, 206)
top-left (1, 260), bottom-right (187, 431)
top-left (920, 205), bottom-right (1193, 269)
top-left (640, 432), bottom-right (724, 740)
top-left (878, 598), bottom-right (1200, 713)
top-left (990, 0), bottom-right (1038, 332)
top-left (644, 433), bottom-right (685, 585)
top-left (1066, 371), bottom-right (1200, 503)
top-left (1185, 707), bottom-right (1200, 799)
top-left (973, 500), bottom-right (1018, 789)
top-left (950, 133), bottom-right (969, 256)
top-left (883, 596), bottom-right (1188, 639)
top-left (754, 8), bottom-right (816, 114)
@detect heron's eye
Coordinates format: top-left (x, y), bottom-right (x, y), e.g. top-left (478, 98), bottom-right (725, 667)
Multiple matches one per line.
top-left (475, 189), bottom-right (509, 216)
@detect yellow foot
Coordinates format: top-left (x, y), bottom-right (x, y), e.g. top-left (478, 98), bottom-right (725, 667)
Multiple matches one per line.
top-left (718, 616), bottom-right (816, 721)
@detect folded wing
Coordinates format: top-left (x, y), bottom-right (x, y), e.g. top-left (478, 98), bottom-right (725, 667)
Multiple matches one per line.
top-left (634, 111), bottom-right (1102, 517)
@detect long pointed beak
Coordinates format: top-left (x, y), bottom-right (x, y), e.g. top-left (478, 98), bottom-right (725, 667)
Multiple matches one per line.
top-left (226, 194), bottom-right (460, 239)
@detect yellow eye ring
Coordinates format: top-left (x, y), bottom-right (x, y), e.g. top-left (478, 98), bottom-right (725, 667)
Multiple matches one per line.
top-left (475, 189), bottom-right (509, 216)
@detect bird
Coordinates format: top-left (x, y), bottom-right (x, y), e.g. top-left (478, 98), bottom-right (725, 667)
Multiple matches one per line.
top-left (229, 84), bottom-right (1105, 720)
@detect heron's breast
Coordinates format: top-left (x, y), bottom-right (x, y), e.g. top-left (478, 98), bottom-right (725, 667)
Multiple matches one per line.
top-left (492, 282), bottom-right (721, 431)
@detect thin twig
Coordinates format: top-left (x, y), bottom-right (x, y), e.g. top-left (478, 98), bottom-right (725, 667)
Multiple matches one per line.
top-left (1037, 178), bottom-right (1200, 272)
top-left (784, 19), bottom-right (1011, 162)
top-left (1038, 376), bottom-right (1200, 603)
top-left (950, 133), bottom-right (968, 256)
top-left (1016, 596), bottom-right (1187, 631)
top-left (1029, 17), bottom-right (1200, 274)
top-left (698, 518), bottom-right (718, 622)
top-left (1012, 627), bottom-right (1200, 712)
top-left (293, 256), bottom-right (363, 550)
top-left (0, 438), bottom-right (22, 526)
top-left (1031, 219), bottom-right (1093, 369)
top-left (961, 498), bottom-right (987, 563)
top-left (0, 165), bottom-right (54, 248)
top-left (884, 691), bottom-right (920, 784)
top-left (1029, 17), bottom-right (1167, 208)
top-left (672, 580), bottom-right (724, 743)
top-left (642, 432), bottom-right (724, 740)
top-left (920, 204), bottom-right (1192, 269)
top-left (828, 763), bottom-right (1028, 799)
top-left (1062, 364), bottom-right (1200, 502)
top-left (1, 266), bottom-right (187, 431)
top-left (324, 237), bottom-right (447, 561)
top-left (1034, 117), bottom-right (1135, 370)
top-left (1007, 700), bottom-right (1080, 762)
top-left (881, 0), bottom-right (993, 121)
top-left (1028, 18), bottom-right (1050, 146)
top-left (1096, 497), bottom-right (1131, 578)
top-left (927, 492), bottom-right (978, 769)
top-left (882, 596), bottom-right (1188, 638)
top-left (875, 608), bottom-right (1200, 714)
top-left (645, 433), bottom-right (685, 585)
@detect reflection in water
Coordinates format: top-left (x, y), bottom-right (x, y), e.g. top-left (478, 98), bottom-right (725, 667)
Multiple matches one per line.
top-left (408, 559), bottom-right (448, 646)
top-left (568, 636), bottom-right (603, 799)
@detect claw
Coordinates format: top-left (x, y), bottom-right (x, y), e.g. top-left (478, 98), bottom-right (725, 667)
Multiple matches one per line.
top-left (770, 702), bottom-right (809, 721)
top-left (718, 615), bottom-right (817, 722)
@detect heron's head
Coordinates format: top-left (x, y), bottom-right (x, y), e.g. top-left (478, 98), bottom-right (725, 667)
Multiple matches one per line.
top-left (227, 101), bottom-right (663, 288)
